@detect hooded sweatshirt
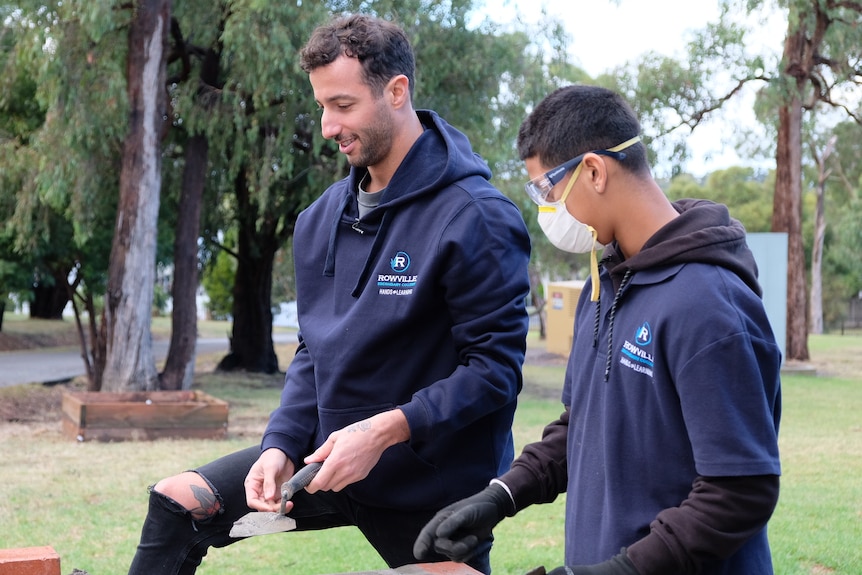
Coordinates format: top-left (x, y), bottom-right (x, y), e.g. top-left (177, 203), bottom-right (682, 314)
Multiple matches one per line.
top-left (501, 199), bottom-right (782, 574)
top-left (261, 110), bottom-right (531, 511)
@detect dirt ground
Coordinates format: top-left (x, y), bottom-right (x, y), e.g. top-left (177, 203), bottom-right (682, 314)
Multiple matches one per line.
top-left (0, 325), bottom-right (78, 434)
top-left (0, 325), bottom-right (81, 352)
top-left (0, 380), bottom-right (71, 437)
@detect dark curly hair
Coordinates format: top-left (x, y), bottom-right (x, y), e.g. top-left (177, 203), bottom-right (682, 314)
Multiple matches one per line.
top-left (300, 14), bottom-right (415, 100)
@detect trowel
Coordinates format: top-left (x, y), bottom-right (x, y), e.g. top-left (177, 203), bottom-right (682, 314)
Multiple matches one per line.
top-left (229, 461), bottom-right (322, 538)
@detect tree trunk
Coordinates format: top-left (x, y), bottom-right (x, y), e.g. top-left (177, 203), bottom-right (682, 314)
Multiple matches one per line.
top-left (88, 289), bottom-right (108, 391)
top-left (528, 266), bottom-right (546, 340)
top-left (772, 25), bottom-right (809, 362)
top-left (160, 134), bottom-right (208, 390)
top-left (809, 184), bottom-right (825, 335)
top-left (216, 171), bottom-right (279, 374)
top-left (808, 138), bottom-right (833, 335)
top-left (30, 267), bottom-right (69, 319)
top-left (773, 102), bottom-right (809, 360)
top-left (66, 281), bottom-right (94, 387)
top-left (102, 0), bottom-right (171, 392)
top-left (160, 37), bottom-right (221, 390)
top-left (217, 241), bottom-right (278, 374)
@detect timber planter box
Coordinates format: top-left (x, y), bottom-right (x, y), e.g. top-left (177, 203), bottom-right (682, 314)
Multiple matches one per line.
top-left (61, 390), bottom-right (229, 442)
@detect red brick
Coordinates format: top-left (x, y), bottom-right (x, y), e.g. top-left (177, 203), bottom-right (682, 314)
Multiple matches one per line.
top-left (0, 546), bottom-right (61, 575)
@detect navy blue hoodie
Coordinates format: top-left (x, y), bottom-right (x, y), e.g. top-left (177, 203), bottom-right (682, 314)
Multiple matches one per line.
top-left (500, 199), bottom-right (781, 574)
top-left (261, 110), bottom-right (531, 510)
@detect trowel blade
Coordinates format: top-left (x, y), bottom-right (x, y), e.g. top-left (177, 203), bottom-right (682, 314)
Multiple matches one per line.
top-left (229, 511), bottom-right (297, 538)
top-left (229, 461), bottom-right (322, 538)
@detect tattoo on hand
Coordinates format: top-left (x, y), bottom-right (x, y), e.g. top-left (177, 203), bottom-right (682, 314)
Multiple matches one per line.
top-left (346, 421), bottom-right (372, 433)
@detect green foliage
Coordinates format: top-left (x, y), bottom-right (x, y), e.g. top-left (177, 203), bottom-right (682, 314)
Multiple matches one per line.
top-left (666, 167), bottom-right (775, 232)
top-left (25, 2), bottom-right (128, 234)
top-left (2, 0), bottom-right (600, 324)
top-left (1, 0), bottom-right (122, 321)
top-left (151, 283), bottom-right (170, 317)
top-left (808, 120), bottom-right (862, 328)
top-left (270, 242), bottom-right (296, 305)
top-left (602, 1), bottom-right (779, 177)
top-left (0, 256), bottom-right (31, 314)
top-left (607, 1), bottom-right (860, 355)
top-left (823, 198), bottom-right (862, 319)
top-left (6, 0), bottom-right (857, 343)
top-left (201, 249), bottom-right (236, 321)
top-left (167, 0), bottom-right (331, 211)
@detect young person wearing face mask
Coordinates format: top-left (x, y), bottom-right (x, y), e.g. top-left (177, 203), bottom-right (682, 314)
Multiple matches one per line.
top-left (414, 85), bottom-right (783, 575)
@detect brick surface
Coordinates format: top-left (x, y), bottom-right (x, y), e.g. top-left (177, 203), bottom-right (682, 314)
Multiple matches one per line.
top-left (0, 546), bottom-right (61, 575)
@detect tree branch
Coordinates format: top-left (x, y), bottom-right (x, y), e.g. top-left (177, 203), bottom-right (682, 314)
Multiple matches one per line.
top-left (206, 238), bottom-right (240, 261)
top-left (658, 74), bottom-right (771, 136)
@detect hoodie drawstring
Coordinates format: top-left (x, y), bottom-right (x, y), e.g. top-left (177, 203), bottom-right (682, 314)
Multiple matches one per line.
top-left (323, 193), bottom-right (353, 277)
top-left (592, 297), bottom-right (602, 350)
top-left (603, 268), bottom-right (633, 382)
top-left (322, 191), bottom-right (394, 298)
top-left (350, 210), bottom-right (393, 298)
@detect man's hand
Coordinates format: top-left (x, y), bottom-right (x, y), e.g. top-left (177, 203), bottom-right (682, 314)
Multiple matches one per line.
top-left (244, 448), bottom-right (295, 513)
top-left (544, 549), bottom-right (638, 575)
top-left (413, 482), bottom-right (515, 563)
top-left (304, 409), bottom-right (410, 493)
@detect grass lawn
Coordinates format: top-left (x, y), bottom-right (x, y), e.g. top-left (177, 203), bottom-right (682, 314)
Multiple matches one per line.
top-left (0, 327), bottom-right (860, 574)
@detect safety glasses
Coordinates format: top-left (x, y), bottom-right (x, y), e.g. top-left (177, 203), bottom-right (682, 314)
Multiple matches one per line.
top-left (524, 136), bottom-right (642, 206)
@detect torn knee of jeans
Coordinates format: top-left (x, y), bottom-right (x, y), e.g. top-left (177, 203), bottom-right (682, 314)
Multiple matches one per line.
top-left (149, 479), bottom-right (224, 523)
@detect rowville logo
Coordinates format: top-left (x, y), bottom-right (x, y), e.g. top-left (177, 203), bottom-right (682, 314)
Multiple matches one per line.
top-left (619, 321), bottom-right (654, 377)
top-left (378, 251), bottom-right (418, 296)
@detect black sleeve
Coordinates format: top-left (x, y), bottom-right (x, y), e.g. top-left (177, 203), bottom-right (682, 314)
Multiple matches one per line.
top-left (626, 474), bottom-right (780, 574)
top-left (498, 407), bottom-right (569, 512)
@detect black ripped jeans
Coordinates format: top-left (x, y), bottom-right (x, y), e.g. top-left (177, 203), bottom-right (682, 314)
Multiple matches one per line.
top-left (127, 446), bottom-right (492, 575)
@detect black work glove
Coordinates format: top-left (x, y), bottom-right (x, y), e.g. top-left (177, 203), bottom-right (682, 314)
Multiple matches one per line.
top-left (413, 482), bottom-right (515, 563)
top-left (538, 549), bottom-right (638, 575)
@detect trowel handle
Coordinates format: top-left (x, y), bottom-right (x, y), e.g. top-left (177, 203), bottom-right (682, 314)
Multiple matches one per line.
top-left (281, 461), bottom-right (323, 502)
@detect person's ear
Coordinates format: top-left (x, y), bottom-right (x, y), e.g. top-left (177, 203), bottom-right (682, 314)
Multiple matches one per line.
top-left (388, 74), bottom-right (411, 109)
top-left (582, 153), bottom-right (608, 194)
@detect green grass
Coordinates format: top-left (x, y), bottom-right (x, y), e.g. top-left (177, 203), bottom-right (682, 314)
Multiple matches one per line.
top-left (768, 375), bottom-right (862, 574)
top-left (1, 331), bottom-right (861, 574)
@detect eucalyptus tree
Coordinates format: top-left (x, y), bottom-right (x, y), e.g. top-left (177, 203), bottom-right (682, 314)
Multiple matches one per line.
top-left (163, 0), bottom-right (566, 374)
top-left (1, 17), bottom-right (40, 327)
top-left (817, 120), bottom-right (862, 330)
top-left (1, 3), bottom-right (118, 389)
top-left (99, 0), bottom-right (172, 392)
top-left (2, 0), bottom-right (574, 390)
top-left (3, 1), bottom-right (176, 391)
top-left (606, 0), bottom-right (862, 361)
top-left (162, 0), bottom-right (336, 376)
top-left (807, 132), bottom-right (836, 334)
top-left (1, 9), bottom-right (71, 322)
top-left (768, 0), bottom-right (862, 358)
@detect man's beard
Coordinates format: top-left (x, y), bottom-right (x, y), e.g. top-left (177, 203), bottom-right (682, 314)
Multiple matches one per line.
top-left (348, 103), bottom-right (394, 168)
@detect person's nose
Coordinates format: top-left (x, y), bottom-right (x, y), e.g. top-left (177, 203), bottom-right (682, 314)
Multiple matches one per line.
top-left (320, 108), bottom-right (340, 140)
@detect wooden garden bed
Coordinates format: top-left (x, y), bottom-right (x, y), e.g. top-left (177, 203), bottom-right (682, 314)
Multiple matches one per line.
top-left (61, 390), bottom-right (228, 442)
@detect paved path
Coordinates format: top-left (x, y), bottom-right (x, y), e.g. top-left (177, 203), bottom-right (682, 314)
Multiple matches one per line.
top-left (0, 337), bottom-right (235, 388)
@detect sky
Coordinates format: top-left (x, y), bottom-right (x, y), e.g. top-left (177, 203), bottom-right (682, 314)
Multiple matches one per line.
top-left (472, 0), bottom-right (788, 176)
